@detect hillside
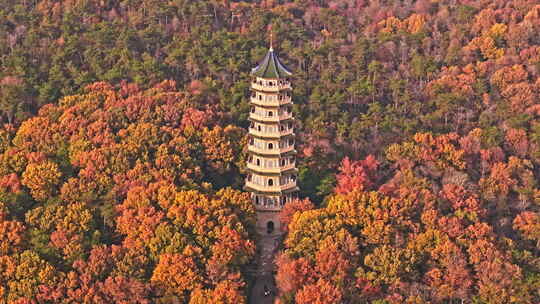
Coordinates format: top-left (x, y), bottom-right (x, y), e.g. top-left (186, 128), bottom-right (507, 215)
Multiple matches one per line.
top-left (1, 0), bottom-right (540, 303)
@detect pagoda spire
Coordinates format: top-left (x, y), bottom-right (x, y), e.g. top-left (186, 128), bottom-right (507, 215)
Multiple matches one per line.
top-left (269, 29), bottom-right (273, 51)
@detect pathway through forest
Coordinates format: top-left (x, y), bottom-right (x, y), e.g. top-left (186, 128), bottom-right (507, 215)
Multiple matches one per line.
top-left (249, 230), bottom-right (282, 304)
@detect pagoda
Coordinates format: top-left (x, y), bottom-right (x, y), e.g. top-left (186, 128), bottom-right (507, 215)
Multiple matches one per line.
top-left (245, 45), bottom-right (298, 233)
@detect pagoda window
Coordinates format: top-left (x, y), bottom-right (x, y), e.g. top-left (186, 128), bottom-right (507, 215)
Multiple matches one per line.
top-left (268, 179), bottom-right (274, 186)
top-left (251, 107), bottom-right (255, 113)
top-left (247, 174), bottom-right (252, 182)
top-left (268, 143), bottom-right (274, 149)
top-left (258, 94), bottom-right (262, 100)
top-left (248, 156), bottom-right (253, 163)
top-left (249, 137), bottom-right (254, 145)
top-left (280, 125), bottom-right (285, 131)
top-left (256, 159), bottom-right (260, 166)
top-left (268, 111), bottom-right (273, 117)
top-left (281, 159), bottom-right (286, 166)
top-left (250, 122), bottom-right (254, 128)
top-left (278, 95), bottom-right (283, 100)
top-left (255, 196), bottom-right (259, 205)
top-left (258, 125), bottom-right (261, 131)
top-left (289, 139), bottom-right (294, 145)
top-left (291, 175), bottom-right (297, 182)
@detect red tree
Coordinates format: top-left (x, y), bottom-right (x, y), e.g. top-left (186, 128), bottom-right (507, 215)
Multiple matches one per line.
top-left (335, 155), bottom-right (378, 194)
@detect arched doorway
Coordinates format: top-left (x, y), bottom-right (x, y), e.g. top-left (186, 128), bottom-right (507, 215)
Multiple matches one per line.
top-left (266, 221), bottom-right (274, 234)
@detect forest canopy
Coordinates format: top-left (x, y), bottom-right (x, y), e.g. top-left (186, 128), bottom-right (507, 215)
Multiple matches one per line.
top-left (1, 0), bottom-right (540, 302)
top-left (0, 81), bottom-right (256, 303)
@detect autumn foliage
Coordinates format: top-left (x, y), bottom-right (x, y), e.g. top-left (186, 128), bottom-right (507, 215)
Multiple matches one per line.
top-left (2, 0), bottom-right (540, 303)
top-left (0, 82), bottom-right (255, 302)
top-left (277, 131), bottom-right (540, 302)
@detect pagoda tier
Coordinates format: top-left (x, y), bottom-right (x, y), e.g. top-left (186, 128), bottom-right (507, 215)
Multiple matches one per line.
top-left (245, 48), bottom-right (298, 231)
top-left (248, 105), bottom-right (294, 124)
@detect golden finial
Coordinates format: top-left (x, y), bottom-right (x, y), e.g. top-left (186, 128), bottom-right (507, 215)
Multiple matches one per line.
top-left (269, 25), bottom-right (274, 51)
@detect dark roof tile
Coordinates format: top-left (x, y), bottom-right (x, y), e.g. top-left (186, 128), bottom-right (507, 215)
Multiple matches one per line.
top-left (251, 48), bottom-right (292, 79)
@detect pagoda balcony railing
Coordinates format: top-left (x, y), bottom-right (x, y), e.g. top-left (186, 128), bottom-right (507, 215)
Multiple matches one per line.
top-left (250, 96), bottom-right (292, 107)
top-left (249, 112), bottom-right (293, 122)
top-left (248, 145), bottom-right (295, 155)
top-left (247, 162), bottom-right (296, 174)
top-left (245, 180), bottom-right (297, 193)
top-left (251, 81), bottom-right (291, 92)
top-left (249, 128), bottom-right (294, 138)
top-left (255, 204), bottom-right (283, 212)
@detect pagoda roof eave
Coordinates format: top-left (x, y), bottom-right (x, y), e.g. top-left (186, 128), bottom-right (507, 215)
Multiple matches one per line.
top-left (243, 186), bottom-right (299, 195)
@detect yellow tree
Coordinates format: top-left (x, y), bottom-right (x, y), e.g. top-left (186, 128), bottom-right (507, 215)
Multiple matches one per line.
top-left (0, 251), bottom-right (58, 302)
top-left (151, 252), bottom-right (203, 302)
top-left (21, 160), bottom-right (61, 201)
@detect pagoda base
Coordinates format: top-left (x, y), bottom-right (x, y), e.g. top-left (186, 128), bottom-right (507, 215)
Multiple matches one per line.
top-left (256, 209), bottom-right (282, 235)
